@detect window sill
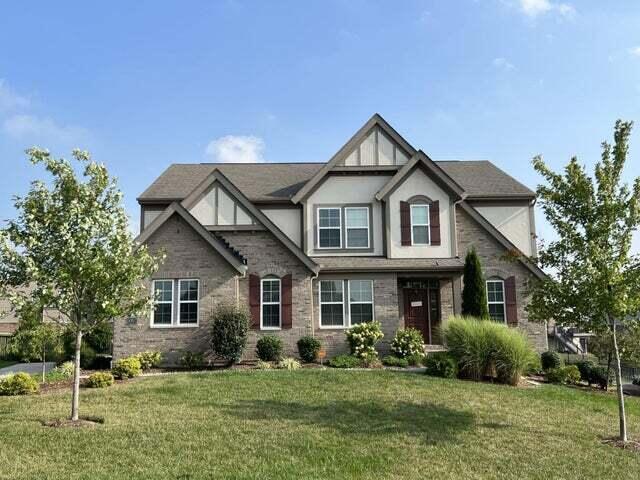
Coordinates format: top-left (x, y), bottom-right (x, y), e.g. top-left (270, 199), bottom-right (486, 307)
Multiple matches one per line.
top-left (260, 327), bottom-right (282, 331)
top-left (150, 323), bottom-right (199, 329)
top-left (318, 325), bottom-right (349, 330)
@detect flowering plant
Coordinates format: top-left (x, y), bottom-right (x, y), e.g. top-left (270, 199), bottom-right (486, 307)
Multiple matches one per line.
top-left (345, 321), bottom-right (384, 359)
top-left (391, 328), bottom-right (424, 359)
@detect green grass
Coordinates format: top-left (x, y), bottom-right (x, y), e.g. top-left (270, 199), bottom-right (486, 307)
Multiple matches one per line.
top-left (1, 370), bottom-right (640, 479)
top-left (0, 359), bottom-right (17, 369)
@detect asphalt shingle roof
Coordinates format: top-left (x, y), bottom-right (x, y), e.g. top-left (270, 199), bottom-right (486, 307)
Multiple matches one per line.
top-left (137, 160), bottom-right (534, 203)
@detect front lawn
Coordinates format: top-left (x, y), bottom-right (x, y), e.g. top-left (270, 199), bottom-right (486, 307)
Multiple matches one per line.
top-left (0, 359), bottom-right (17, 369)
top-left (1, 370), bottom-right (639, 479)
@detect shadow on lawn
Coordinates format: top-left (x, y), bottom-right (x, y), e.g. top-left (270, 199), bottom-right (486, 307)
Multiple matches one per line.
top-left (225, 399), bottom-right (475, 445)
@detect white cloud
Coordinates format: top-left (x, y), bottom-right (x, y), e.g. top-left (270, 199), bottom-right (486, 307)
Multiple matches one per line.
top-left (0, 79), bottom-right (30, 112)
top-left (492, 57), bottom-right (515, 71)
top-left (205, 135), bottom-right (265, 163)
top-left (3, 114), bottom-right (88, 144)
top-left (629, 46), bottom-right (640, 57)
top-left (519, 0), bottom-right (575, 18)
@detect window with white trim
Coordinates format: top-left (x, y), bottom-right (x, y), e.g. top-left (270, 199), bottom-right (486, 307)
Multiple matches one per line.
top-left (486, 279), bottom-right (505, 323)
top-left (152, 280), bottom-right (173, 326)
top-left (178, 279), bottom-right (199, 325)
top-left (348, 280), bottom-right (374, 324)
top-left (345, 207), bottom-right (370, 248)
top-left (410, 204), bottom-right (430, 245)
top-left (318, 208), bottom-right (341, 248)
top-left (319, 280), bottom-right (345, 327)
top-left (261, 277), bottom-right (281, 329)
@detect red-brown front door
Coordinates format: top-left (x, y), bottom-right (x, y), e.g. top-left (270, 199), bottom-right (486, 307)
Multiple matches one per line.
top-left (404, 288), bottom-right (430, 343)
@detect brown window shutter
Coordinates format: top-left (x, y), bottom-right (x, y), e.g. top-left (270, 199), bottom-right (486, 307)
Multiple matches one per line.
top-left (430, 200), bottom-right (441, 245)
top-left (505, 276), bottom-right (518, 326)
top-left (281, 274), bottom-right (292, 329)
top-left (400, 201), bottom-right (411, 246)
top-left (249, 274), bottom-right (260, 329)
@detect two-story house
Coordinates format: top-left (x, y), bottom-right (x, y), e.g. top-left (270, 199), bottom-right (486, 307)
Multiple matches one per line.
top-left (113, 114), bottom-right (547, 364)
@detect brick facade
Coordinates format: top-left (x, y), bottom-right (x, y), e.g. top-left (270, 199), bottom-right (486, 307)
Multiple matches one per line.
top-left (456, 206), bottom-right (548, 351)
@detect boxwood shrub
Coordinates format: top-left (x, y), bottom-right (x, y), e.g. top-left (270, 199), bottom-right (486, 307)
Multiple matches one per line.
top-left (136, 351), bottom-right (162, 371)
top-left (297, 336), bottom-right (321, 363)
top-left (111, 356), bottom-right (142, 379)
top-left (86, 372), bottom-right (114, 388)
top-left (256, 335), bottom-right (283, 362)
top-left (329, 354), bottom-right (361, 369)
top-left (547, 365), bottom-right (581, 385)
top-left (424, 352), bottom-right (458, 378)
top-left (541, 351), bottom-right (561, 371)
top-left (0, 372), bottom-right (39, 396)
top-left (382, 355), bottom-right (409, 368)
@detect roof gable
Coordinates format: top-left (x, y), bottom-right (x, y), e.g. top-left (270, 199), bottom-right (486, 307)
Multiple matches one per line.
top-left (135, 203), bottom-right (248, 274)
top-left (181, 170), bottom-right (320, 274)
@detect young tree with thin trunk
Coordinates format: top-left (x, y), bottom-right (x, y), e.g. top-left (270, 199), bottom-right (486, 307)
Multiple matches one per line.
top-left (11, 319), bottom-right (62, 383)
top-left (529, 120), bottom-right (640, 442)
top-left (0, 148), bottom-right (161, 421)
top-left (462, 247), bottom-right (489, 319)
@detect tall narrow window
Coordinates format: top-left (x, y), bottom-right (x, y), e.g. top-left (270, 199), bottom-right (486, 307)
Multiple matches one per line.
top-left (345, 207), bottom-right (370, 248)
top-left (261, 277), bottom-right (281, 329)
top-left (178, 279), bottom-right (199, 325)
top-left (152, 280), bottom-right (173, 326)
top-left (410, 204), bottom-right (430, 245)
top-left (318, 208), bottom-right (341, 248)
top-left (349, 280), bottom-right (374, 324)
top-left (486, 279), bottom-right (505, 323)
top-left (319, 280), bottom-right (345, 327)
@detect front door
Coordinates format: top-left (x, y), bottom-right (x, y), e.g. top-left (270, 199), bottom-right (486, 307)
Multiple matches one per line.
top-left (404, 288), bottom-right (430, 343)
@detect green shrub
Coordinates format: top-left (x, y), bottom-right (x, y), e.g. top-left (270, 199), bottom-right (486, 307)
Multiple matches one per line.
top-left (0, 372), bottom-right (39, 395)
top-left (541, 351), bottom-right (561, 371)
top-left (382, 355), bottom-right (409, 368)
top-left (278, 358), bottom-right (301, 370)
top-left (493, 327), bottom-right (539, 386)
top-left (136, 351), bottom-right (162, 371)
top-left (111, 356), bottom-right (142, 379)
top-left (632, 375), bottom-right (640, 386)
top-left (443, 316), bottom-right (537, 385)
top-left (547, 365), bottom-right (581, 385)
top-left (345, 321), bottom-right (384, 359)
top-left (210, 304), bottom-right (250, 363)
top-left (575, 361), bottom-right (595, 383)
top-left (561, 353), bottom-right (599, 365)
top-left (255, 360), bottom-right (273, 370)
top-left (86, 372), bottom-right (114, 388)
top-left (390, 328), bottom-right (424, 359)
top-left (256, 335), bottom-right (283, 362)
top-left (329, 354), bottom-right (362, 369)
top-left (588, 365), bottom-right (610, 390)
top-left (297, 336), bottom-right (321, 363)
top-left (444, 316), bottom-right (496, 380)
top-left (424, 352), bottom-right (458, 378)
top-left (179, 351), bottom-right (205, 370)
top-left (406, 353), bottom-right (426, 367)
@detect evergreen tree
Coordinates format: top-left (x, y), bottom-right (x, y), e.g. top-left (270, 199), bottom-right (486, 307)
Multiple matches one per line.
top-left (461, 248), bottom-right (489, 318)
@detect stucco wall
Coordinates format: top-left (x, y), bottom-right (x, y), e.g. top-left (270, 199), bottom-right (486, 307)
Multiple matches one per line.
top-left (304, 175), bottom-right (388, 256)
top-left (261, 208), bottom-right (302, 248)
top-left (473, 202), bottom-right (534, 256)
top-left (388, 168), bottom-right (454, 258)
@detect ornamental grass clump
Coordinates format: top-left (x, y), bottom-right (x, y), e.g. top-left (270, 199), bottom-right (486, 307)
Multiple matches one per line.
top-left (443, 316), bottom-right (537, 385)
top-left (345, 321), bottom-right (384, 360)
top-left (390, 328), bottom-right (424, 359)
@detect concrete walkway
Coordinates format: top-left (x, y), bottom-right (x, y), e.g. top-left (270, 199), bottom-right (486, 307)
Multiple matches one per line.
top-left (0, 362), bottom-right (56, 377)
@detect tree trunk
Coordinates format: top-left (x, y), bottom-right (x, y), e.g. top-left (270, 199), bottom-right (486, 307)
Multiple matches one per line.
top-left (71, 330), bottom-right (82, 422)
top-left (611, 320), bottom-right (627, 442)
top-left (42, 348), bottom-right (46, 384)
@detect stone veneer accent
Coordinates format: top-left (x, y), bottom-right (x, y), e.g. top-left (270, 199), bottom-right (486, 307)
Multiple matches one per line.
top-left (456, 206), bottom-right (548, 351)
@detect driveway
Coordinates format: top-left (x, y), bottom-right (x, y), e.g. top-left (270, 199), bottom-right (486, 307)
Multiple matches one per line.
top-left (0, 362), bottom-right (56, 377)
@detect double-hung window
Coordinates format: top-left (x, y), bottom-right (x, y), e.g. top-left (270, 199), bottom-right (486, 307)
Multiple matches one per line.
top-left (348, 280), bottom-right (374, 324)
top-left (318, 208), bottom-right (342, 248)
top-left (345, 207), bottom-right (370, 248)
top-left (410, 204), bottom-right (430, 245)
top-left (178, 279), bottom-right (199, 325)
top-left (486, 279), bottom-right (505, 323)
top-left (152, 280), bottom-right (173, 326)
top-left (319, 280), bottom-right (345, 327)
top-left (261, 277), bottom-right (281, 329)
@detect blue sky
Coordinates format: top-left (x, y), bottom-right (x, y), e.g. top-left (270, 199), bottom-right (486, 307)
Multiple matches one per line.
top-left (1, 0), bottom-right (639, 251)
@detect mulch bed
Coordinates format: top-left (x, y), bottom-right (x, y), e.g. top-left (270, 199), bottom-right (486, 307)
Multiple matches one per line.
top-left (602, 437), bottom-right (640, 452)
top-left (41, 416), bottom-right (104, 428)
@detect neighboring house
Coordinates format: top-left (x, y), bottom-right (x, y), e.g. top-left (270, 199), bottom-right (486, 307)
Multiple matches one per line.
top-left (113, 114), bottom-right (548, 364)
top-left (0, 297), bottom-right (19, 356)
